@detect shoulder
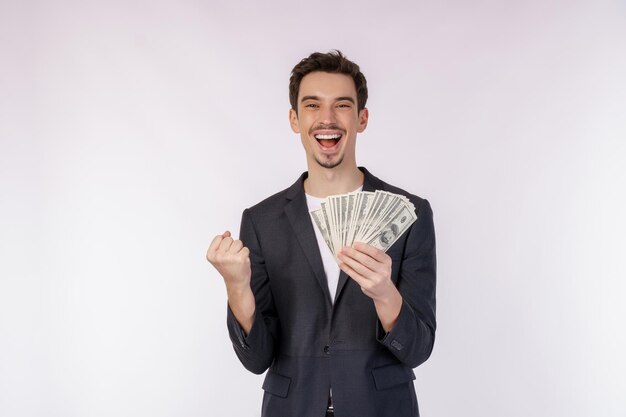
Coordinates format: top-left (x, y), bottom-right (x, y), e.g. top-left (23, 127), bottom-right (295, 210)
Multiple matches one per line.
top-left (363, 167), bottom-right (432, 217)
top-left (365, 170), bottom-right (435, 257)
top-left (383, 181), bottom-right (432, 218)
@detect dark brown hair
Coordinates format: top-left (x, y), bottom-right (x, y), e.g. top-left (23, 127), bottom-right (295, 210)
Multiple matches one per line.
top-left (289, 50), bottom-right (368, 113)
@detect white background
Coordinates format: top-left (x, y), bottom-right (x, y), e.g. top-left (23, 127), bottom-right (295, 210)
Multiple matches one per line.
top-left (1, 1), bottom-right (625, 416)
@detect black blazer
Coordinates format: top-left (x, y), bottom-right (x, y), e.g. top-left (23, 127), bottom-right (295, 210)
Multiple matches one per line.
top-left (227, 167), bottom-right (436, 417)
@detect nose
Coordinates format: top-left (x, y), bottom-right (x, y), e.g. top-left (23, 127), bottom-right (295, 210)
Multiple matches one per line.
top-left (318, 106), bottom-right (337, 125)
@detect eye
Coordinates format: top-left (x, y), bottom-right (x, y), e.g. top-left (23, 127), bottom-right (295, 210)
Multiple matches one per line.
top-left (337, 103), bottom-right (352, 109)
top-left (304, 103), bottom-right (319, 108)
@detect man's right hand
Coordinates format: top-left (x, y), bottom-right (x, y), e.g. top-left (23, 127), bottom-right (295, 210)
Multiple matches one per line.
top-left (206, 231), bottom-right (252, 289)
top-left (206, 231), bottom-right (255, 334)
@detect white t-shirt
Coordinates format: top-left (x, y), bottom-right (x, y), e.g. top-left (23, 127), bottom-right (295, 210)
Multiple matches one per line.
top-left (305, 186), bottom-right (362, 303)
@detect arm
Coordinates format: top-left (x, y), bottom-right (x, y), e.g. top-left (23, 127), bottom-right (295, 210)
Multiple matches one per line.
top-left (338, 199), bottom-right (436, 368)
top-left (207, 209), bottom-right (278, 374)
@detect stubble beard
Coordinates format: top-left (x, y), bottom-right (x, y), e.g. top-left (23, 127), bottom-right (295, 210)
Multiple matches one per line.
top-left (315, 154), bottom-right (344, 169)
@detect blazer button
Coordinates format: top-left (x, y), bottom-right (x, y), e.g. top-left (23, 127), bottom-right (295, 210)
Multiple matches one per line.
top-left (323, 345), bottom-right (330, 355)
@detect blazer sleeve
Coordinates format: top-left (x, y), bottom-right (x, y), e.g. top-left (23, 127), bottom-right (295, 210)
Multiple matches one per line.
top-left (377, 199), bottom-right (437, 369)
top-left (226, 208), bottom-right (279, 375)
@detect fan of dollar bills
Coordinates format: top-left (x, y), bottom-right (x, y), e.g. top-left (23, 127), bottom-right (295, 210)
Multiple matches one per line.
top-left (310, 190), bottom-right (417, 258)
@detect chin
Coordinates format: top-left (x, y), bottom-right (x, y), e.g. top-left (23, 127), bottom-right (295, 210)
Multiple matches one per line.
top-left (315, 156), bottom-right (344, 169)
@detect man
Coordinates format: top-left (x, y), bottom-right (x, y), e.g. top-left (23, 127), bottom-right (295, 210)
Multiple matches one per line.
top-left (207, 51), bottom-right (436, 417)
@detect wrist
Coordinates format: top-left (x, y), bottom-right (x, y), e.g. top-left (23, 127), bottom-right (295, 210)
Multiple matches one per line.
top-left (226, 280), bottom-right (252, 297)
top-left (373, 283), bottom-right (401, 305)
top-left (373, 286), bottom-right (403, 332)
top-left (227, 284), bottom-right (255, 335)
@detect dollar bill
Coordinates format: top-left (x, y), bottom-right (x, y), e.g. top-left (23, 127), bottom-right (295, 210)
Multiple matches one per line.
top-left (309, 190), bottom-right (417, 260)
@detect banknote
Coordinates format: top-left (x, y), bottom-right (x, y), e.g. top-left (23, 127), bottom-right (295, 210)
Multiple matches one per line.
top-left (309, 190), bottom-right (417, 260)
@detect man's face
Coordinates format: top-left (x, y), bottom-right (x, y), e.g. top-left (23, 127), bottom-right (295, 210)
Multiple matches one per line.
top-left (289, 72), bottom-right (368, 170)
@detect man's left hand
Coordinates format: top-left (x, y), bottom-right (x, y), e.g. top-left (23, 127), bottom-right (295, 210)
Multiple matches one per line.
top-left (337, 242), bottom-right (396, 302)
top-left (338, 242), bottom-right (402, 331)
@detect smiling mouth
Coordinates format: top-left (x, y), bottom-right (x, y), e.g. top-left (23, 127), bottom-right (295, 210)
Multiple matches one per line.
top-left (314, 133), bottom-right (342, 149)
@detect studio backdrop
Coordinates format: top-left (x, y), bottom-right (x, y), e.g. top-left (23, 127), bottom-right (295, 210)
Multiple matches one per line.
top-left (1, 1), bottom-right (625, 416)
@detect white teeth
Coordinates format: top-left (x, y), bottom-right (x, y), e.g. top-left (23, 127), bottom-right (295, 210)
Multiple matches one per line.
top-left (315, 134), bottom-right (341, 140)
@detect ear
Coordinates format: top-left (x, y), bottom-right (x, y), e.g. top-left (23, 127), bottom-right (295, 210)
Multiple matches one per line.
top-left (357, 108), bottom-right (369, 133)
top-left (289, 108), bottom-right (300, 133)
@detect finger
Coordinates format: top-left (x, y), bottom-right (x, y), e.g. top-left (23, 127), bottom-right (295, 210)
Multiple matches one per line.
top-left (218, 236), bottom-right (234, 252)
top-left (339, 246), bottom-right (379, 272)
top-left (353, 241), bottom-right (389, 263)
top-left (338, 250), bottom-right (376, 279)
top-left (338, 261), bottom-right (368, 288)
top-left (230, 239), bottom-right (244, 253)
top-left (207, 234), bottom-right (225, 260)
top-left (207, 230), bottom-right (232, 258)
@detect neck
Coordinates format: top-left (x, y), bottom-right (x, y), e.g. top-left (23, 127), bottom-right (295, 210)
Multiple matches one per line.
top-left (304, 161), bottom-right (364, 198)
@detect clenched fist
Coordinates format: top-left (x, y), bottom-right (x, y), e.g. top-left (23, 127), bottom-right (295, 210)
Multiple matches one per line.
top-left (206, 230), bottom-right (256, 334)
top-left (206, 231), bottom-right (251, 289)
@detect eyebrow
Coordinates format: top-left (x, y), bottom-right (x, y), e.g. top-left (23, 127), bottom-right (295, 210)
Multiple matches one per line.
top-left (300, 95), bottom-right (356, 104)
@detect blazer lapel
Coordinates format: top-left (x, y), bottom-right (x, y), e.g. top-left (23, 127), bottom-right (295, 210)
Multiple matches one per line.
top-left (333, 167), bottom-right (385, 304)
top-left (284, 173), bottom-right (333, 306)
